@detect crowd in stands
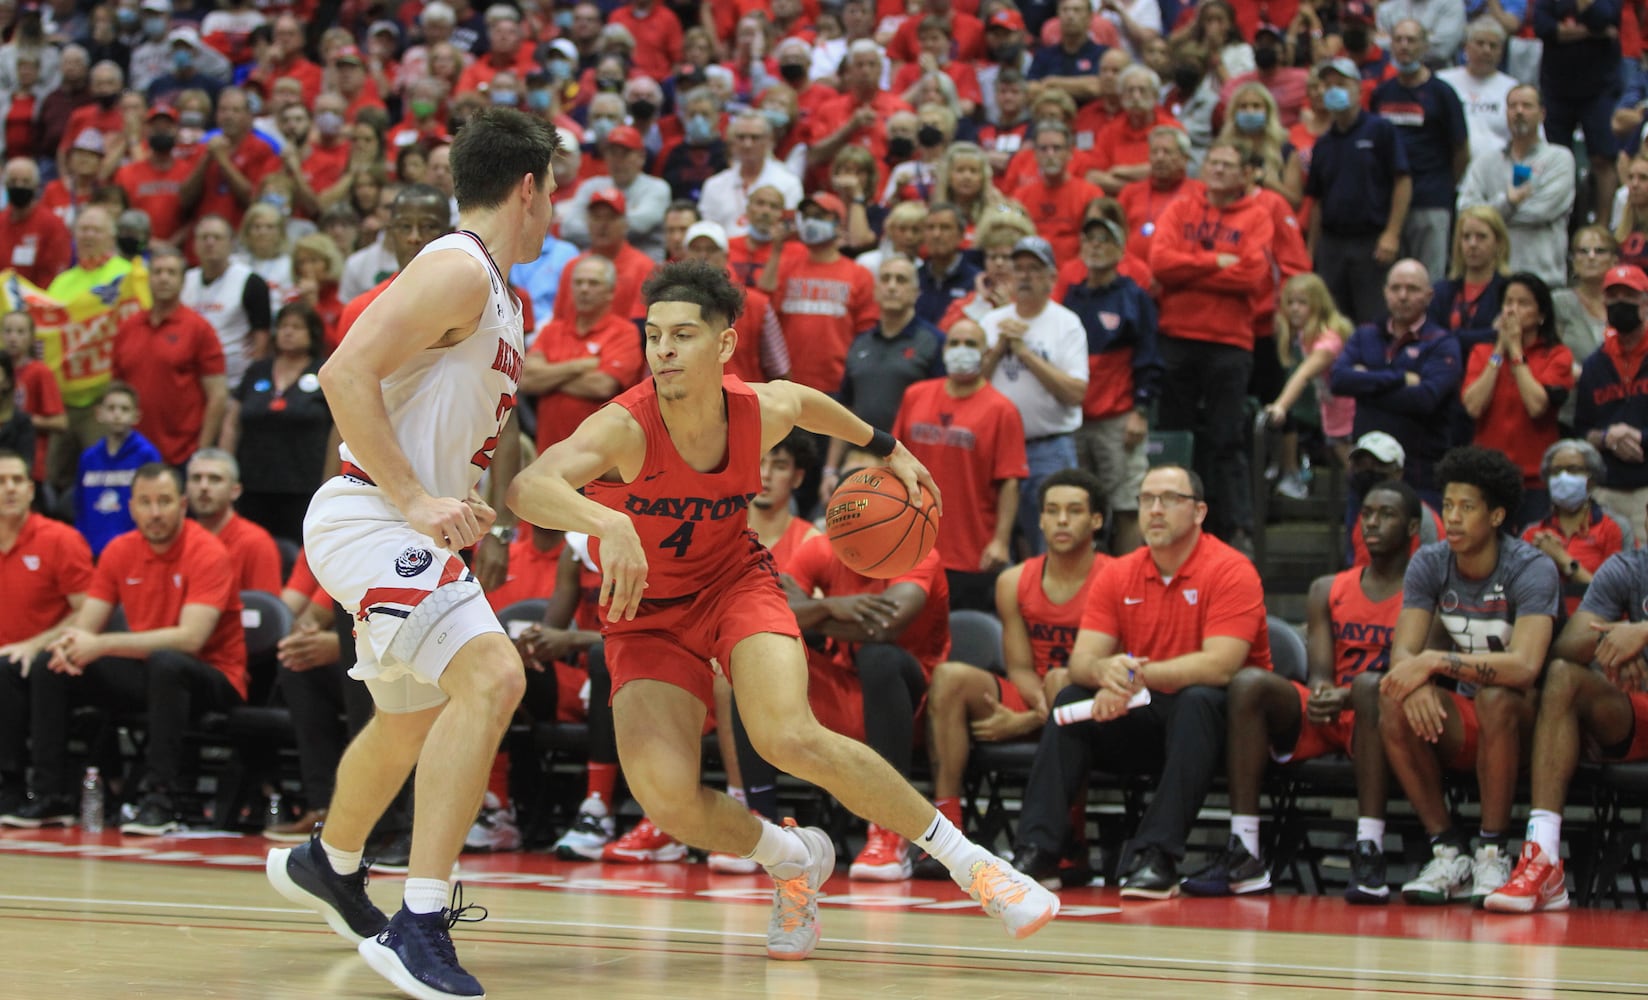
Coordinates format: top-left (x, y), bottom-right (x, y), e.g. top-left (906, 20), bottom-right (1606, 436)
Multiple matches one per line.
top-left (2, 0), bottom-right (1648, 912)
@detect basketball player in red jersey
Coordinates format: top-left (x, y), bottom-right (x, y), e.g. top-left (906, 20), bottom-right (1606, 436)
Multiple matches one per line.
top-left (923, 468), bottom-right (1111, 875)
top-left (1181, 481), bottom-right (1420, 903)
top-left (508, 260), bottom-right (1059, 960)
top-left (265, 108), bottom-right (559, 1000)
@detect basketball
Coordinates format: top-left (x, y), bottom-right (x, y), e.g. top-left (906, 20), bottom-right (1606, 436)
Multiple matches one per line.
top-left (824, 467), bottom-right (941, 579)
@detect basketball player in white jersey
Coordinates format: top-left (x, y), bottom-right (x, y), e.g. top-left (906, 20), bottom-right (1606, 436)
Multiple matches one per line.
top-left (265, 107), bottom-right (560, 1000)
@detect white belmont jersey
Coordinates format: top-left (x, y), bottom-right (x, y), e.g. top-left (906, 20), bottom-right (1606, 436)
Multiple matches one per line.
top-left (338, 231), bottom-right (524, 501)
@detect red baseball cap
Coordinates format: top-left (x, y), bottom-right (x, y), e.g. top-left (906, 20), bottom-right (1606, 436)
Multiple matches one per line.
top-left (333, 44), bottom-right (365, 65)
top-left (986, 9), bottom-right (1025, 32)
top-left (146, 104), bottom-right (178, 122)
top-left (1605, 264), bottom-right (1648, 294)
top-left (589, 188), bottom-right (627, 214)
top-left (604, 125), bottom-right (644, 150)
top-left (800, 191), bottom-right (846, 221)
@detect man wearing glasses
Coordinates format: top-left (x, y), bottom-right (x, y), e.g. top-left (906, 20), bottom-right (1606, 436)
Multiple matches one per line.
top-left (1010, 464), bottom-right (1272, 898)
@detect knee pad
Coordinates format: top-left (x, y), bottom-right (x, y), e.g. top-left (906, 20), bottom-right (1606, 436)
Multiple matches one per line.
top-left (385, 577), bottom-right (489, 670)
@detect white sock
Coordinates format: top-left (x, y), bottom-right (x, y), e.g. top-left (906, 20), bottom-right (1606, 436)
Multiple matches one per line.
top-left (403, 877), bottom-right (450, 915)
top-left (727, 785), bottom-right (747, 807)
top-left (1231, 814), bottom-right (1261, 859)
top-left (913, 810), bottom-right (988, 876)
top-left (744, 819), bottom-right (807, 870)
top-left (1356, 817), bottom-right (1386, 846)
top-left (319, 838), bottom-right (362, 877)
top-left (1527, 809), bottom-right (1562, 860)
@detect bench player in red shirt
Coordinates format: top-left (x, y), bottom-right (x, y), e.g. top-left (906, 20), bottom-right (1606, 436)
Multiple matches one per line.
top-left (1181, 481), bottom-right (1419, 902)
top-left (509, 260), bottom-right (1058, 960)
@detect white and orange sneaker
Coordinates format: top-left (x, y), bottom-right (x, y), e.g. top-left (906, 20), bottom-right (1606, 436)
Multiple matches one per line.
top-left (1484, 842), bottom-right (1570, 913)
top-left (957, 853), bottom-right (1061, 939)
top-left (602, 817), bottom-right (689, 863)
top-left (765, 821), bottom-right (835, 961)
top-left (849, 824), bottom-right (912, 881)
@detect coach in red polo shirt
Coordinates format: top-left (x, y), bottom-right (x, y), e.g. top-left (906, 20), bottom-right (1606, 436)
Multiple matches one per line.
top-left (18, 464), bottom-right (244, 836)
top-left (0, 449), bottom-right (93, 818)
top-left (522, 254), bottom-right (643, 453)
top-left (111, 245), bottom-right (228, 467)
top-left (1010, 464), bottom-right (1271, 897)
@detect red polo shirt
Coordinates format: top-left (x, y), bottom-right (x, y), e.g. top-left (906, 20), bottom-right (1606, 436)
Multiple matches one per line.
top-left (91, 520), bottom-right (247, 698)
top-left (551, 246), bottom-right (656, 325)
top-left (111, 304), bottom-right (227, 466)
top-left (1522, 505), bottom-right (1625, 615)
top-left (530, 311), bottom-right (645, 452)
top-left (1465, 340), bottom-right (1575, 486)
top-left (215, 513), bottom-right (283, 595)
top-left (1088, 109), bottom-right (1182, 173)
top-left (13, 358), bottom-right (64, 480)
top-left (1082, 531), bottom-right (1272, 671)
top-left (0, 204), bottom-right (74, 288)
top-left (0, 512), bottom-right (94, 646)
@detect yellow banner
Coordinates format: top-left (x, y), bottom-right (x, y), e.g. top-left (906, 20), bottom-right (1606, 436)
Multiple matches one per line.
top-left (1, 261), bottom-right (152, 408)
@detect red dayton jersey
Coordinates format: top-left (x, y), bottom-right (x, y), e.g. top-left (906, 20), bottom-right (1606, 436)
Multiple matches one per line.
top-left (1327, 567), bottom-right (1401, 687)
top-left (1017, 552), bottom-right (1112, 675)
top-left (582, 375), bottom-right (765, 601)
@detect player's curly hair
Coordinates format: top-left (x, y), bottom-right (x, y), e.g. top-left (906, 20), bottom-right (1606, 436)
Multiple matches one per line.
top-left (642, 259), bottom-right (745, 331)
top-left (1436, 446), bottom-right (1523, 527)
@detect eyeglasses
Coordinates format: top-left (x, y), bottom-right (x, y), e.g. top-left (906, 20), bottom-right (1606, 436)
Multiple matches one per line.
top-left (1137, 491), bottom-right (1198, 509)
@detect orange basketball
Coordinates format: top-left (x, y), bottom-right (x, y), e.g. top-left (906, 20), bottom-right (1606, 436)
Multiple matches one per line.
top-left (824, 467), bottom-right (941, 579)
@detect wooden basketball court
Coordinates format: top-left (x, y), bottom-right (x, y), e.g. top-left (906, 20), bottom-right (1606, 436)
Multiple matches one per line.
top-left (3, 830), bottom-right (1645, 999)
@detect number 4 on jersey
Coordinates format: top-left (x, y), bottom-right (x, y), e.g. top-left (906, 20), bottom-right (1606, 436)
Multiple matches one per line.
top-left (659, 522), bottom-right (694, 557)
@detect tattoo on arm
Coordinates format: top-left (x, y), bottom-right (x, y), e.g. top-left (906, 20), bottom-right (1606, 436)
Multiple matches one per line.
top-left (1444, 651), bottom-right (1498, 685)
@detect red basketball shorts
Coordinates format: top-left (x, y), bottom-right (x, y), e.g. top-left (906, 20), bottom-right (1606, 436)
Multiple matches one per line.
top-left (1278, 679), bottom-right (1355, 762)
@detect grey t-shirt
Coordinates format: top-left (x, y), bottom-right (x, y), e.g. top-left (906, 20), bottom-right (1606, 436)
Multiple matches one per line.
top-left (1578, 549), bottom-right (1648, 624)
top-left (1403, 537), bottom-right (1561, 695)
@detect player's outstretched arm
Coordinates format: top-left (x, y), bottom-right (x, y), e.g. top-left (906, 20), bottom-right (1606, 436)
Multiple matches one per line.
top-left (754, 380), bottom-right (942, 514)
top-left (507, 405), bottom-right (652, 622)
top-left (321, 249), bottom-right (491, 547)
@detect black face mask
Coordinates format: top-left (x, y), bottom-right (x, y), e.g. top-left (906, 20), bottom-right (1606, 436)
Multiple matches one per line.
top-left (887, 135), bottom-right (915, 160)
top-left (149, 133), bottom-right (176, 156)
top-left (1342, 26), bottom-right (1369, 53)
top-left (1173, 66), bottom-right (1203, 94)
top-left (1608, 301), bottom-right (1643, 334)
top-left (1254, 46), bottom-right (1279, 70)
top-left (628, 99), bottom-right (657, 120)
top-left (97, 92), bottom-right (119, 110)
top-left (917, 124), bottom-right (944, 148)
top-left (992, 42), bottom-right (1023, 65)
top-left (779, 62), bottom-right (807, 85)
top-left (1348, 469), bottom-right (1384, 497)
top-left (6, 186), bottom-right (34, 210)
top-left (117, 235), bottom-right (146, 258)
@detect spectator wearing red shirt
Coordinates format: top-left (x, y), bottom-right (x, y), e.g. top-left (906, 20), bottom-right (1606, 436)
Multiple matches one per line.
top-left (111, 245), bottom-right (229, 467)
top-left (923, 469), bottom-right (1112, 868)
top-left (893, 319), bottom-right (1028, 611)
top-left (330, 46), bottom-right (389, 124)
top-left (1, 310), bottom-right (66, 482)
top-left (726, 184), bottom-right (809, 289)
top-left (1149, 139), bottom-right (1275, 552)
top-left (550, 189), bottom-right (657, 324)
top-left (1088, 66), bottom-right (1182, 195)
top-left (185, 448), bottom-right (284, 595)
top-left (781, 523), bottom-right (953, 881)
top-left (1070, 48), bottom-right (1131, 152)
top-left (1462, 274), bottom-right (1575, 527)
top-left (1522, 440), bottom-right (1627, 616)
top-left (456, 6), bottom-right (539, 94)
top-left (888, 0), bottom-right (986, 66)
top-left (681, 221), bottom-right (791, 383)
top-left (891, 17), bottom-right (986, 117)
top-left (0, 450), bottom-right (93, 817)
top-left (523, 255), bottom-right (645, 453)
top-left (1012, 120), bottom-right (1104, 263)
top-left (112, 106), bottom-right (193, 242)
top-left (1117, 127), bottom-right (1203, 267)
top-left (3, 52), bottom-right (44, 163)
top-left (55, 60), bottom-right (125, 177)
top-left (41, 128), bottom-right (103, 229)
top-left (0, 157), bottom-right (73, 288)
top-left (180, 87), bottom-right (280, 232)
top-left (245, 15), bottom-right (325, 106)
top-left (1011, 464), bottom-right (1272, 895)
top-left (609, 0), bottom-right (685, 83)
top-left (803, 41), bottom-right (914, 174)
top-left (764, 192), bottom-right (879, 395)
top-left (18, 465), bottom-right (245, 834)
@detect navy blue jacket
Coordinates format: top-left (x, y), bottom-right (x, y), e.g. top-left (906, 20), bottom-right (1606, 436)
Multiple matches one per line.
top-left (1330, 319), bottom-right (1462, 493)
top-left (1060, 272), bottom-right (1164, 418)
top-left (1574, 338), bottom-right (1648, 490)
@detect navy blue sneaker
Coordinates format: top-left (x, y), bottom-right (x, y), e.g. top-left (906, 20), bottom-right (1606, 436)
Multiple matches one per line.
top-left (358, 892), bottom-right (488, 1000)
top-left (266, 834), bottom-right (389, 944)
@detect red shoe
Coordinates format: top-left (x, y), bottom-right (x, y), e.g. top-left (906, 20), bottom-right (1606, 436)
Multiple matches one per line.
top-left (849, 824), bottom-right (911, 881)
top-left (601, 817), bottom-right (689, 863)
top-left (1483, 842), bottom-right (1569, 913)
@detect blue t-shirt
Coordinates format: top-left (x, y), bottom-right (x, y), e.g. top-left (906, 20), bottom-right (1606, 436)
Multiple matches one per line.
top-left (76, 431), bottom-right (163, 557)
top-left (1578, 549), bottom-right (1648, 623)
top-left (1027, 40), bottom-right (1107, 81)
top-left (1370, 76), bottom-right (1469, 210)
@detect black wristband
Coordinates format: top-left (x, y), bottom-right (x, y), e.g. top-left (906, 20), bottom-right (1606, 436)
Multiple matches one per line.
top-left (866, 428), bottom-right (897, 458)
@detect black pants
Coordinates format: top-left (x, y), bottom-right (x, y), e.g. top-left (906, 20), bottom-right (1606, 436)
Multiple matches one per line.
top-left (237, 492), bottom-right (310, 547)
top-left (946, 569), bottom-right (1001, 615)
top-left (733, 643), bottom-right (927, 819)
top-left (1158, 335), bottom-right (1254, 538)
top-left (278, 660), bottom-right (352, 808)
top-left (585, 642), bottom-right (617, 767)
top-left (29, 650), bottom-right (242, 797)
top-left (1314, 231), bottom-right (1390, 326)
top-left (0, 653), bottom-right (42, 785)
top-left (1017, 683), bottom-right (1228, 864)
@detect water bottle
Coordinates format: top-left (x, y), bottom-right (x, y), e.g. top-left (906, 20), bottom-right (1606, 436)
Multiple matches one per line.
top-left (266, 792), bottom-right (284, 832)
top-left (80, 767), bottom-right (104, 833)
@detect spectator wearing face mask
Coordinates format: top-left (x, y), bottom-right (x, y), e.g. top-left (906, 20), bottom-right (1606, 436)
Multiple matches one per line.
top-left (1218, 23), bottom-right (1308, 127)
top-left (1576, 264), bottom-right (1648, 544)
top-left (1522, 439), bottom-right (1628, 615)
top-left (112, 106), bottom-right (190, 243)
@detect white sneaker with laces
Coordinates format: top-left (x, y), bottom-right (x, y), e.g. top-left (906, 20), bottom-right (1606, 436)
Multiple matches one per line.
top-left (956, 852), bottom-right (1060, 938)
top-left (1469, 843), bottom-right (1512, 905)
top-left (464, 792), bottom-right (521, 852)
top-left (765, 822), bottom-right (834, 961)
top-left (553, 793), bottom-right (615, 861)
top-left (1401, 843), bottom-right (1473, 905)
